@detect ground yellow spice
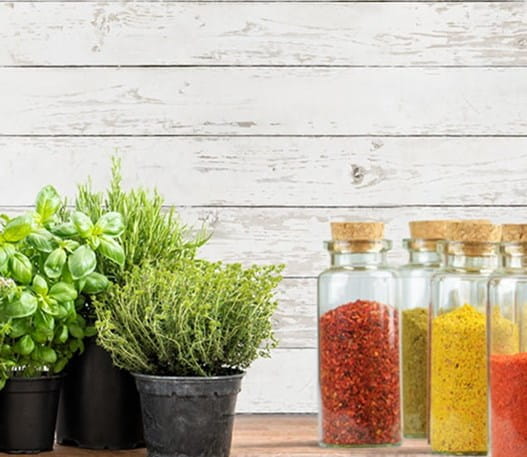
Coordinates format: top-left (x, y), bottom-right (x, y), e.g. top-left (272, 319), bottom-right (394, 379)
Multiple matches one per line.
top-left (431, 304), bottom-right (518, 454)
top-left (402, 307), bottom-right (428, 438)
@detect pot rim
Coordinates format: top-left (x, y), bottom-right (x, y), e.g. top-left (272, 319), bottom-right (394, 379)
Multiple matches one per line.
top-left (132, 371), bottom-right (245, 383)
top-left (6, 373), bottom-right (66, 382)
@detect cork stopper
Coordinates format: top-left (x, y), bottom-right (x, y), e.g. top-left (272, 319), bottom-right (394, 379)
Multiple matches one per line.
top-left (502, 224), bottom-right (527, 242)
top-left (331, 222), bottom-right (384, 241)
top-left (448, 222), bottom-right (501, 243)
top-left (409, 220), bottom-right (452, 240)
top-left (447, 221), bottom-right (501, 256)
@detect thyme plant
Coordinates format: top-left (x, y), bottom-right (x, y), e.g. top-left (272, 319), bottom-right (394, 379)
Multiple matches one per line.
top-left (95, 260), bottom-right (284, 377)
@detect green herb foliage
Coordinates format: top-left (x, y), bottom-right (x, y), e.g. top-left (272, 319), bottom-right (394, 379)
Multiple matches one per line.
top-left (75, 158), bottom-right (207, 285)
top-left (0, 186), bottom-right (124, 388)
top-left (95, 260), bottom-right (284, 377)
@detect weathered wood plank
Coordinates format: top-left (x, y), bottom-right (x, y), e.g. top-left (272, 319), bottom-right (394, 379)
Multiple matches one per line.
top-left (2, 67), bottom-right (527, 135)
top-left (237, 348), bottom-right (317, 413)
top-left (1, 137), bottom-right (527, 206)
top-left (1, 206), bottom-right (520, 276)
top-left (2, 2), bottom-right (527, 66)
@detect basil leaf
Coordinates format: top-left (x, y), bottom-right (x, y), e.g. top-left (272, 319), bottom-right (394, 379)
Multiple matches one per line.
top-left (82, 272), bottom-right (109, 295)
top-left (72, 212), bottom-right (93, 238)
top-left (27, 229), bottom-right (55, 253)
top-left (40, 298), bottom-right (61, 316)
top-left (9, 319), bottom-right (30, 338)
top-left (32, 274), bottom-right (48, 295)
top-left (3, 292), bottom-right (37, 318)
top-left (95, 212), bottom-right (124, 237)
top-left (68, 245), bottom-right (96, 280)
top-left (0, 245), bottom-right (13, 267)
top-left (14, 335), bottom-right (35, 355)
top-left (44, 248), bottom-right (67, 279)
top-left (55, 325), bottom-right (68, 344)
top-left (36, 186), bottom-right (61, 223)
top-left (33, 346), bottom-right (57, 365)
top-left (34, 309), bottom-right (55, 335)
top-left (3, 215), bottom-right (33, 243)
top-left (52, 222), bottom-right (77, 237)
top-left (62, 240), bottom-right (80, 253)
top-left (98, 236), bottom-right (125, 266)
top-left (49, 282), bottom-right (78, 302)
top-left (9, 252), bottom-right (33, 284)
top-left (53, 358), bottom-right (68, 373)
top-left (68, 324), bottom-right (84, 339)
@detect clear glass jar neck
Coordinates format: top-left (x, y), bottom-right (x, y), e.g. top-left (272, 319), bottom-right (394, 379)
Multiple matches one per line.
top-left (403, 238), bottom-right (441, 267)
top-left (407, 250), bottom-right (441, 266)
top-left (331, 251), bottom-right (387, 267)
top-left (325, 239), bottom-right (391, 268)
top-left (501, 242), bottom-right (527, 271)
top-left (444, 241), bottom-right (500, 273)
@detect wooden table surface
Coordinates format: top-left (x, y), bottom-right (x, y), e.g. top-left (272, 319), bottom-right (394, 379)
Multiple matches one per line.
top-left (3, 415), bottom-right (475, 457)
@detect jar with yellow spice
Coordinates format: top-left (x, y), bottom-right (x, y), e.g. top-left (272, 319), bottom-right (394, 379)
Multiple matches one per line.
top-left (430, 221), bottom-right (503, 455)
top-left (399, 220), bottom-right (451, 439)
top-left (488, 224), bottom-right (527, 457)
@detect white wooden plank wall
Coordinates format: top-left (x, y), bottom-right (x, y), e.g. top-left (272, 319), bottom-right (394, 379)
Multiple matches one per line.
top-left (1, 0), bottom-right (526, 413)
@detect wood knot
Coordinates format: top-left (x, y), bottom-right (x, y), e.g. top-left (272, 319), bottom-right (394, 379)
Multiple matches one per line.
top-left (350, 164), bottom-right (365, 184)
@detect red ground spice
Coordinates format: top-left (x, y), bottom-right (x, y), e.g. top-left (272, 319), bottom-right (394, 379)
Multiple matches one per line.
top-left (491, 353), bottom-right (527, 457)
top-left (319, 299), bottom-right (401, 446)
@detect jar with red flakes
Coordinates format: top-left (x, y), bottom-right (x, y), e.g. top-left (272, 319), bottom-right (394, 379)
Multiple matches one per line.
top-left (317, 221), bottom-right (400, 448)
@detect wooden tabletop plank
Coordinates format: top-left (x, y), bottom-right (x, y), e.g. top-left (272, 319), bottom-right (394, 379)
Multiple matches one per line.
top-left (1, 414), bottom-right (477, 457)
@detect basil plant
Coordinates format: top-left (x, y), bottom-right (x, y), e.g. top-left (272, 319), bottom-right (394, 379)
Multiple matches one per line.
top-left (0, 186), bottom-right (124, 389)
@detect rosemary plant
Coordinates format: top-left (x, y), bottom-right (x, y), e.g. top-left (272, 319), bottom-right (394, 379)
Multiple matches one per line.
top-left (75, 158), bottom-right (207, 287)
top-left (95, 260), bottom-right (284, 377)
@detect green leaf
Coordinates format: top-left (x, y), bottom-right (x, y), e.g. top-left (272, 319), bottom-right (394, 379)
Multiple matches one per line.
top-left (84, 326), bottom-right (97, 337)
top-left (68, 245), bottom-right (96, 280)
top-left (9, 253), bottom-right (32, 284)
top-left (14, 335), bottom-right (35, 355)
top-left (9, 319), bottom-right (30, 338)
top-left (72, 212), bottom-right (93, 238)
top-left (68, 324), bottom-right (84, 339)
top-left (0, 245), bottom-right (13, 267)
top-left (36, 186), bottom-right (62, 223)
top-left (82, 272), bottom-right (109, 295)
top-left (34, 309), bottom-right (55, 335)
top-left (0, 344), bottom-right (11, 357)
top-left (27, 229), bottom-right (55, 253)
top-left (44, 248), bottom-right (67, 279)
top-left (2, 215), bottom-right (33, 242)
top-left (62, 239), bottom-right (80, 253)
top-left (53, 358), bottom-right (68, 373)
top-left (3, 292), bottom-right (37, 318)
top-left (33, 346), bottom-right (57, 365)
top-left (95, 212), bottom-right (124, 237)
top-left (98, 236), bottom-right (125, 266)
top-left (49, 282), bottom-right (77, 302)
top-left (40, 298), bottom-right (61, 316)
top-left (32, 274), bottom-right (48, 296)
top-left (31, 331), bottom-right (48, 344)
top-left (55, 325), bottom-right (68, 344)
top-left (52, 222), bottom-right (77, 237)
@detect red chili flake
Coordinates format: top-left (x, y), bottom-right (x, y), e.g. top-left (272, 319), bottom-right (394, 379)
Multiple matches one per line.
top-left (319, 299), bottom-right (401, 446)
top-left (490, 353), bottom-right (527, 457)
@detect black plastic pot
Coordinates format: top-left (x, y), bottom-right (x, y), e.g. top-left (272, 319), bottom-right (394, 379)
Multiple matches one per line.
top-left (0, 375), bottom-right (64, 454)
top-left (134, 372), bottom-right (244, 457)
top-left (56, 338), bottom-right (144, 449)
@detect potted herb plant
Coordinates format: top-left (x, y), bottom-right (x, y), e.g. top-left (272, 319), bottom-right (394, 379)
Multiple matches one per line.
top-left (57, 159), bottom-right (207, 449)
top-left (95, 259), bottom-right (283, 457)
top-left (0, 186), bottom-right (124, 453)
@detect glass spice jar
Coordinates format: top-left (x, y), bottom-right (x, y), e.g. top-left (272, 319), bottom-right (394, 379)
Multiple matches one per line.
top-left (430, 221), bottom-right (502, 455)
top-left (399, 220), bottom-right (450, 439)
top-left (317, 221), bottom-right (400, 448)
top-left (489, 224), bottom-right (527, 457)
